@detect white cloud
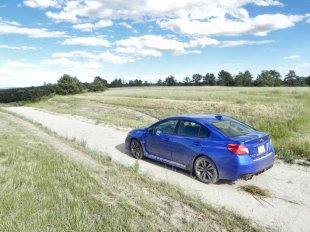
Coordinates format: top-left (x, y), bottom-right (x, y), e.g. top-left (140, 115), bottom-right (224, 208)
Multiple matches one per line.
top-left (97, 51), bottom-right (135, 64)
top-left (158, 14), bottom-right (303, 37)
top-left (0, 18), bottom-right (66, 38)
top-left (73, 20), bottom-right (113, 31)
top-left (5, 60), bottom-right (41, 68)
top-left (219, 40), bottom-right (274, 47)
top-left (305, 14), bottom-right (310, 23)
top-left (41, 58), bottom-right (102, 70)
top-left (41, 58), bottom-right (103, 70)
top-left (115, 47), bottom-right (162, 57)
top-left (41, 57), bottom-right (81, 69)
top-left (115, 35), bottom-right (275, 57)
top-left (284, 55), bottom-right (300, 59)
top-left (0, 45), bottom-right (37, 50)
top-left (60, 37), bottom-right (110, 47)
top-left (187, 38), bottom-right (274, 48)
top-left (23, 0), bottom-right (63, 9)
top-left (46, 1), bottom-right (80, 23)
top-left (116, 35), bottom-right (186, 54)
top-left (50, 50), bottom-right (134, 64)
top-left (42, 0), bottom-right (305, 38)
top-left (119, 22), bottom-right (133, 29)
top-left (52, 50), bottom-right (94, 59)
top-left (186, 37), bottom-right (220, 48)
top-left (44, 0), bottom-right (285, 23)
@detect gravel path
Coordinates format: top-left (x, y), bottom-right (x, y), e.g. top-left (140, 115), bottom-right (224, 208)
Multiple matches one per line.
top-left (5, 106), bottom-right (310, 232)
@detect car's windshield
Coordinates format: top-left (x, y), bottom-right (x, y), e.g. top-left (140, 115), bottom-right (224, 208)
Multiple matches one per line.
top-left (212, 119), bottom-right (255, 137)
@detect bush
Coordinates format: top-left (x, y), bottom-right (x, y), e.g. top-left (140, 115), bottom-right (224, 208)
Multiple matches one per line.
top-left (89, 76), bottom-right (107, 92)
top-left (56, 74), bottom-right (84, 95)
top-left (0, 84), bottom-right (57, 103)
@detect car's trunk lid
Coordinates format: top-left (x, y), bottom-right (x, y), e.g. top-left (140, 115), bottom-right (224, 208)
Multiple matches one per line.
top-left (233, 131), bottom-right (271, 160)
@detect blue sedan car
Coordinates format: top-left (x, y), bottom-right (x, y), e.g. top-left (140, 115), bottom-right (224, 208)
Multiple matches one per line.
top-left (125, 114), bottom-right (274, 184)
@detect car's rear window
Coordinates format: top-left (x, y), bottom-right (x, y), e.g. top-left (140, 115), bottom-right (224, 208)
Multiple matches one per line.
top-left (212, 119), bottom-right (255, 138)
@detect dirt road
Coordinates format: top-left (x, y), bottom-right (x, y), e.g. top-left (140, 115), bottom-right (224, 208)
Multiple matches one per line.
top-left (4, 107), bottom-right (310, 232)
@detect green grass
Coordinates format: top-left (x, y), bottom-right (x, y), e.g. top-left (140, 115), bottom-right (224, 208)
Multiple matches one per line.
top-left (0, 112), bottom-right (261, 231)
top-left (28, 86), bottom-right (310, 162)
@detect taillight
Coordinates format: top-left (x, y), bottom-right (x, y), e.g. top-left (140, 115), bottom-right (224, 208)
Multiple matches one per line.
top-left (227, 144), bottom-right (249, 155)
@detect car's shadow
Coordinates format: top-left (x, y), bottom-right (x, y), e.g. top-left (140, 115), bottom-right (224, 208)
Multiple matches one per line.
top-left (115, 143), bottom-right (235, 185)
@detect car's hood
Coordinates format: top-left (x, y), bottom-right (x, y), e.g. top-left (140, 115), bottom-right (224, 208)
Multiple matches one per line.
top-left (129, 127), bottom-right (147, 133)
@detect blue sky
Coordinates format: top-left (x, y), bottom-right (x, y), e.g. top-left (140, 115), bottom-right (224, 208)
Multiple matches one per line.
top-left (0, 0), bottom-right (310, 87)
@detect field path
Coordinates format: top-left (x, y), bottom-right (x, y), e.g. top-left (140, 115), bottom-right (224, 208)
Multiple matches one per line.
top-left (5, 106), bottom-right (310, 232)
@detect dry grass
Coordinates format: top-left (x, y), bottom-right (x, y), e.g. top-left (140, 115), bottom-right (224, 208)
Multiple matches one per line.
top-left (239, 185), bottom-right (272, 199)
top-left (0, 110), bottom-right (262, 232)
top-left (28, 86), bottom-right (310, 162)
top-left (239, 184), bottom-right (301, 206)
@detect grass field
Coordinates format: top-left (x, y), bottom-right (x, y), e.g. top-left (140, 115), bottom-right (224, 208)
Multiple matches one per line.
top-left (29, 86), bottom-right (310, 163)
top-left (0, 111), bottom-right (260, 231)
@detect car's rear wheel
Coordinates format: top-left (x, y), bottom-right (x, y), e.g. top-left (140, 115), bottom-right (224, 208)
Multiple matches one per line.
top-left (194, 156), bottom-right (218, 184)
top-left (130, 139), bottom-right (144, 159)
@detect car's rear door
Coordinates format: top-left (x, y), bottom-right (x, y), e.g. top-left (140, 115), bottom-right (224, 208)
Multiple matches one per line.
top-left (144, 119), bottom-right (179, 161)
top-left (170, 120), bottom-right (210, 168)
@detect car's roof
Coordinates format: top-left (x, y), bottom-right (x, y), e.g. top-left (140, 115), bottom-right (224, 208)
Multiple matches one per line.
top-left (163, 114), bottom-right (231, 125)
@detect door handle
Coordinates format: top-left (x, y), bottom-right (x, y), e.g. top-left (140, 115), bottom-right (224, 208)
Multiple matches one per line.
top-left (193, 141), bottom-right (200, 146)
top-left (163, 137), bottom-right (170, 141)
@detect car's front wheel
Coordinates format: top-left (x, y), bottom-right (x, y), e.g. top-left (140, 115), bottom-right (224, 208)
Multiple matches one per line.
top-left (194, 156), bottom-right (218, 184)
top-left (130, 139), bottom-right (144, 159)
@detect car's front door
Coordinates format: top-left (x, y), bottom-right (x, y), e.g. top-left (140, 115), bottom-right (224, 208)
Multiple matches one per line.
top-left (170, 120), bottom-right (210, 168)
top-left (144, 119), bottom-right (178, 161)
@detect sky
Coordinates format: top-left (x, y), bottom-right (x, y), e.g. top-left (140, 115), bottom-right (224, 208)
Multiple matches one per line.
top-left (0, 0), bottom-right (310, 87)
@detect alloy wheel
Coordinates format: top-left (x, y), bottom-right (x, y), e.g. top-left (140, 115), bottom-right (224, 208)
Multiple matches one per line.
top-left (130, 139), bottom-right (144, 159)
top-left (194, 157), bottom-right (218, 184)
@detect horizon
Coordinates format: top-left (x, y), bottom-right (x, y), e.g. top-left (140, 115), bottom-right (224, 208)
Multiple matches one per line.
top-left (2, 69), bottom-right (310, 89)
top-left (1, 0), bottom-right (310, 88)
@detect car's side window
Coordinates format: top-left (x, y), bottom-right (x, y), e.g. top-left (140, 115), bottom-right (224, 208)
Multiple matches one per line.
top-left (199, 125), bottom-right (210, 138)
top-left (177, 120), bottom-right (210, 138)
top-left (154, 120), bottom-right (178, 135)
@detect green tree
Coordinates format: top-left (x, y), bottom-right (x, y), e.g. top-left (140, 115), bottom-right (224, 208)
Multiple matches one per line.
top-left (217, 70), bottom-right (234, 86)
top-left (164, 75), bottom-right (177, 86)
top-left (203, 73), bottom-right (216, 86)
top-left (234, 70), bottom-right (253, 86)
top-left (134, 79), bottom-right (143, 86)
top-left (157, 79), bottom-right (163, 86)
top-left (191, 74), bottom-right (203, 85)
top-left (56, 74), bottom-right (84, 95)
top-left (284, 70), bottom-right (299, 86)
top-left (255, 70), bottom-right (282, 86)
top-left (183, 76), bottom-right (191, 86)
top-left (90, 76), bottom-right (107, 92)
top-left (109, 78), bottom-right (123, 88)
top-left (306, 76), bottom-right (310, 86)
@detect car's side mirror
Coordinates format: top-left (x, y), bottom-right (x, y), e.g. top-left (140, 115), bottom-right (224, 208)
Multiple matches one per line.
top-left (148, 128), bottom-right (155, 134)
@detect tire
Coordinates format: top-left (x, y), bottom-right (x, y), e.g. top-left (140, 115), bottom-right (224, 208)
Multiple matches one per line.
top-left (130, 139), bottom-right (144, 159)
top-left (194, 156), bottom-right (218, 184)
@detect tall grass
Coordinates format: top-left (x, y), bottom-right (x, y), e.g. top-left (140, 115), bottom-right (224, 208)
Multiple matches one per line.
top-left (28, 86), bottom-right (310, 162)
top-left (0, 112), bottom-right (261, 231)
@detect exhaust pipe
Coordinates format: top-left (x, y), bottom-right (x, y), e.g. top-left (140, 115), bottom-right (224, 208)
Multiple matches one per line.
top-left (241, 174), bottom-right (253, 180)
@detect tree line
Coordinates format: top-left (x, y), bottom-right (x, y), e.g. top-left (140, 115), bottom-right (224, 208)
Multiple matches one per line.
top-left (0, 74), bottom-right (107, 103)
top-left (1, 69), bottom-right (309, 103)
top-left (109, 70), bottom-right (310, 87)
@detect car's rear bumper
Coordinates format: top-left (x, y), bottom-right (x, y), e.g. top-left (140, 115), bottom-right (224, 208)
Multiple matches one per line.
top-left (236, 151), bottom-right (275, 180)
top-left (239, 164), bottom-right (273, 180)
